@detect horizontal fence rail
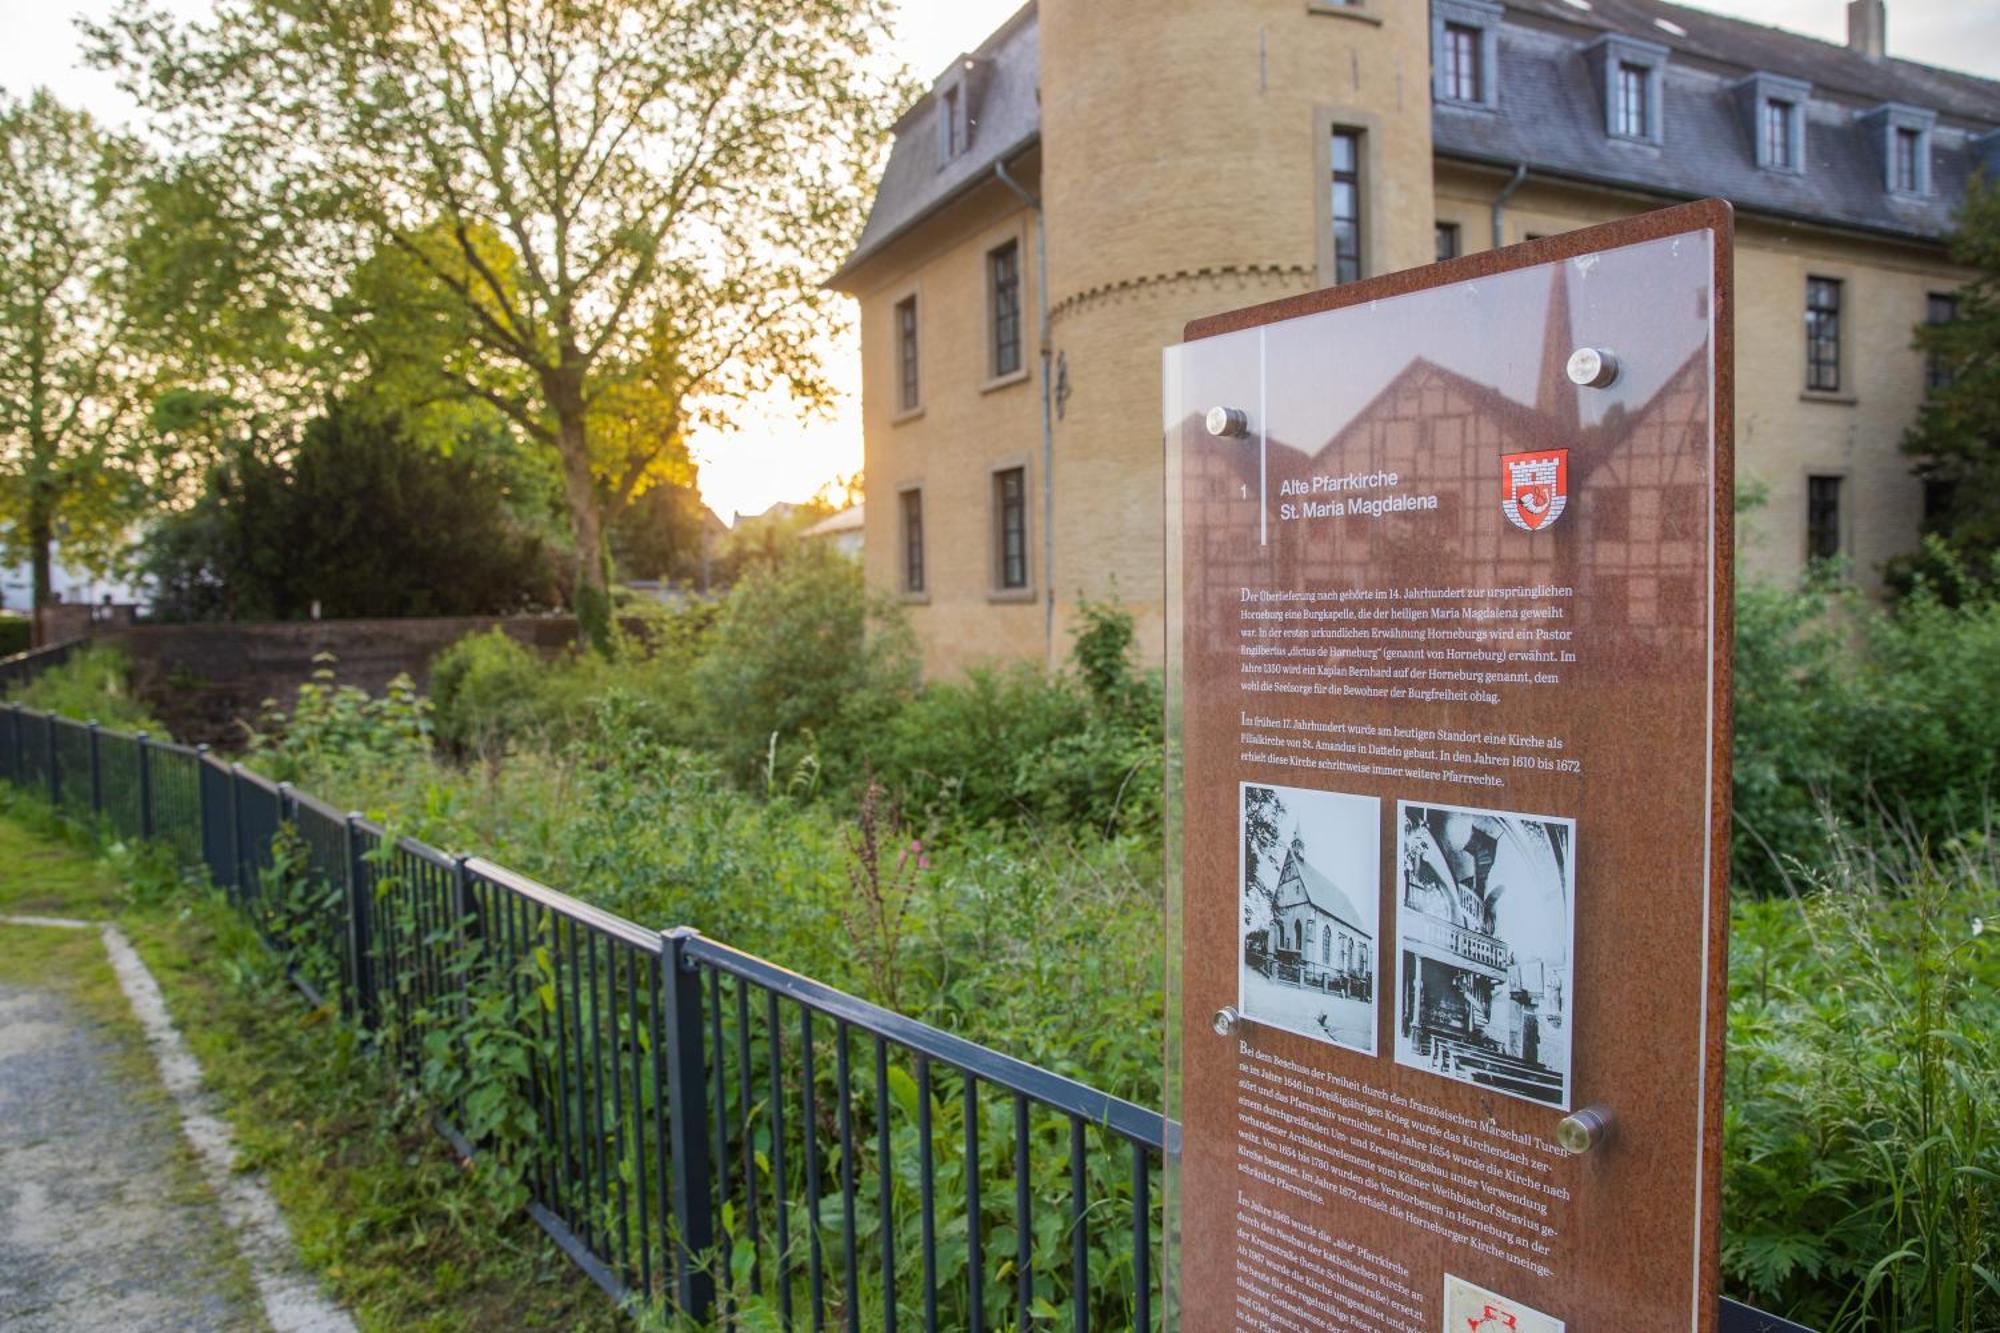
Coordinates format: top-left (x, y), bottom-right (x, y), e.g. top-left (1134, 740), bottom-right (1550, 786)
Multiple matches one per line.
top-left (0, 702), bottom-right (1811, 1332)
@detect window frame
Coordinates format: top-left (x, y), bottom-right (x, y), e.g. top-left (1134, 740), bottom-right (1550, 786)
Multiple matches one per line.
top-left (1430, 1), bottom-right (1502, 110)
top-left (894, 293), bottom-right (921, 417)
top-left (1867, 102), bottom-right (1936, 197)
top-left (1805, 474), bottom-right (1844, 563)
top-left (992, 465), bottom-right (1029, 592)
top-left (1739, 73), bottom-right (1811, 175)
top-left (1330, 127), bottom-right (1364, 286)
top-left (898, 486), bottom-right (926, 596)
top-left (1435, 221), bottom-right (1461, 263)
top-left (1592, 35), bottom-right (1668, 146)
top-left (1926, 291), bottom-right (1959, 392)
top-left (1804, 276), bottom-right (1843, 395)
top-left (987, 239), bottom-right (1023, 382)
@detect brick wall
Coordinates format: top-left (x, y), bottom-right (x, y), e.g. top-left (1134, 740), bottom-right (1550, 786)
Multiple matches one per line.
top-left (97, 616), bottom-right (588, 746)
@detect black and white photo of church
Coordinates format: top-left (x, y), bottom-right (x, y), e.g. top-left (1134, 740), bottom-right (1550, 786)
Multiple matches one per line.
top-left (1239, 782), bottom-right (1379, 1055)
top-left (1393, 801), bottom-right (1575, 1109)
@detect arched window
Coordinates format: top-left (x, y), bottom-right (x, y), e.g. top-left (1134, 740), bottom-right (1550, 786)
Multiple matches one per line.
top-left (1293, 920), bottom-right (1304, 952)
top-left (1322, 925), bottom-right (1332, 963)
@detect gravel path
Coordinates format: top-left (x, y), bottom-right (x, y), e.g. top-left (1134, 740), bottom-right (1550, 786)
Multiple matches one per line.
top-left (0, 976), bottom-right (264, 1331)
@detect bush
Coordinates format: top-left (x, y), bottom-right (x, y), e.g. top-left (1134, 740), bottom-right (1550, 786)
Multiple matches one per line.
top-left (429, 630), bottom-right (549, 756)
top-left (874, 599), bottom-right (1162, 835)
top-left (8, 645), bottom-right (163, 732)
top-left (248, 657), bottom-right (433, 786)
top-left (1725, 833), bottom-right (1997, 1328)
top-left (0, 615), bottom-right (30, 658)
top-left (692, 545), bottom-right (917, 786)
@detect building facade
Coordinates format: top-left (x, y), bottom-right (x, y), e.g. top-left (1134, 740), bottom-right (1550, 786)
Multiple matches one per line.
top-left (1264, 831), bottom-right (1376, 998)
top-left (830, 0), bottom-right (1998, 676)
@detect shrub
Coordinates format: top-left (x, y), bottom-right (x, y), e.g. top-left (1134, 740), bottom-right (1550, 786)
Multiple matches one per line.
top-left (429, 630), bottom-right (548, 756)
top-left (248, 656), bottom-right (433, 786)
top-left (0, 615), bottom-right (30, 658)
top-left (1725, 832), bottom-right (1997, 1328)
top-left (692, 545), bottom-right (917, 785)
top-left (8, 645), bottom-right (163, 732)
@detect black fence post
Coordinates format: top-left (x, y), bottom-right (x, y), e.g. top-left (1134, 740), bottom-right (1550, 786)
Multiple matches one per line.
top-left (229, 763), bottom-right (245, 903)
top-left (346, 813), bottom-right (376, 1033)
top-left (87, 721), bottom-right (102, 817)
top-left (194, 744), bottom-right (212, 882)
top-left (46, 712), bottom-right (59, 808)
top-left (662, 927), bottom-right (715, 1320)
top-left (136, 732), bottom-right (153, 841)
top-left (4, 702), bottom-right (17, 782)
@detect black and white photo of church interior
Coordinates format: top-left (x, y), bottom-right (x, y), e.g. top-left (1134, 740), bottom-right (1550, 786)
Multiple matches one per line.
top-left (1239, 783), bottom-right (1379, 1055)
top-left (1394, 802), bottom-right (1575, 1109)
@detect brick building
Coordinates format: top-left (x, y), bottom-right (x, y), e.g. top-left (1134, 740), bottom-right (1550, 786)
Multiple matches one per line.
top-left (829, 0), bottom-right (1998, 676)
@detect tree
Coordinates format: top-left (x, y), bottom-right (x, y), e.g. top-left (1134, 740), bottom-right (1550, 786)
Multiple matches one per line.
top-left (1903, 174), bottom-right (2000, 583)
top-left (92, 0), bottom-right (903, 649)
top-left (1242, 785), bottom-right (1286, 928)
top-left (143, 406), bottom-right (559, 621)
top-left (0, 91), bottom-right (150, 612)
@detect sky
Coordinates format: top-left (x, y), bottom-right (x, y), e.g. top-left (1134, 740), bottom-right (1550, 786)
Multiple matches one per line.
top-left (5, 0), bottom-right (1997, 521)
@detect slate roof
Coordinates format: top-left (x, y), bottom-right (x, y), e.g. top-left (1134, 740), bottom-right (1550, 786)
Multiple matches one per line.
top-left (830, 3), bottom-right (1040, 285)
top-left (836, 0), bottom-right (2000, 279)
top-left (1438, 0), bottom-right (2000, 242)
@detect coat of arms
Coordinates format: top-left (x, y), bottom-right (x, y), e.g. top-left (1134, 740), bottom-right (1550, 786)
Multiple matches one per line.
top-left (1501, 449), bottom-right (1569, 532)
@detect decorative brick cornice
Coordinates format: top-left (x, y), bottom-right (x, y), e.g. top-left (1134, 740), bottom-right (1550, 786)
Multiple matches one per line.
top-left (1049, 263), bottom-right (1314, 324)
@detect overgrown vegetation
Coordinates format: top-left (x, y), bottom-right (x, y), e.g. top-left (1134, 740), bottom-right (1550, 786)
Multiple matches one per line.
top-left (8, 644), bottom-right (163, 732)
top-left (14, 542), bottom-right (2000, 1326)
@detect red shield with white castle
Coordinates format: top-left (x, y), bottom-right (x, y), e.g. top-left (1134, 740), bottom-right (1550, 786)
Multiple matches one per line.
top-left (1501, 449), bottom-right (1569, 532)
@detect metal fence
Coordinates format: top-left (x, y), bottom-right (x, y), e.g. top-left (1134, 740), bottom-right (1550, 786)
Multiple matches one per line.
top-left (0, 700), bottom-right (1807, 1332)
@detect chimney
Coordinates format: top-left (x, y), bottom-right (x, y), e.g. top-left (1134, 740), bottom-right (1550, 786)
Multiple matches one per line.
top-left (1847, 0), bottom-right (1886, 61)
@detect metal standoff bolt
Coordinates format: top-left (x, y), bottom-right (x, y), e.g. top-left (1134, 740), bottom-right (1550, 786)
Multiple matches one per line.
top-left (1206, 405), bottom-right (1251, 439)
top-left (1555, 1105), bottom-right (1614, 1156)
top-left (1565, 346), bottom-right (1620, 389)
top-left (1212, 1005), bottom-right (1242, 1036)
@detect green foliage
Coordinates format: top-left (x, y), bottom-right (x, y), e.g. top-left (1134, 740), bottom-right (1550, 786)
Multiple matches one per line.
top-left (1904, 173), bottom-right (2000, 582)
top-left (248, 656), bottom-right (433, 786)
top-left (692, 545), bottom-right (917, 785)
top-left (0, 616), bottom-right (30, 658)
top-left (0, 90), bottom-right (154, 604)
top-left (874, 600), bottom-right (1162, 835)
top-left (1725, 835), bottom-right (1997, 1328)
top-left (143, 406), bottom-right (560, 621)
top-left (8, 645), bottom-right (162, 731)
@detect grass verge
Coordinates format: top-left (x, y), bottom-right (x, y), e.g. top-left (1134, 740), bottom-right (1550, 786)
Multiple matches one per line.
top-left (0, 795), bottom-right (622, 1333)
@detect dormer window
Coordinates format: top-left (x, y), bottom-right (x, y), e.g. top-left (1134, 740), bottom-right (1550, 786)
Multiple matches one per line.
top-left (1432, 1), bottom-right (1503, 109)
top-left (933, 60), bottom-right (978, 168)
top-left (1589, 36), bottom-right (1668, 145)
top-left (1739, 73), bottom-right (1810, 175)
top-left (1864, 103), bottom-right (1935, 197)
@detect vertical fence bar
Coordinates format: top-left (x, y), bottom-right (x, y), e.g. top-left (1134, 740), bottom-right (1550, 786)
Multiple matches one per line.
top-left (918, 1056), bottom-right (937, 1333)
top-left (766, 987), bottom-right (793, 1331)
top-left (835, 1022), bottom-right (858, 1333)
top-left (734, 978), bottom-right (760, 1299)
top-left (801, 1004), bottom-right (826, 1331)
top-left (87, 721), bottom-right (102, 816)
top-left (1014, 1093), bottom-right (1031, 1326)
top-left (229, 763), bottom-right (245, 902)
top-left (1132, 1140), bottom-right (1151, 1332)
top-left (1069, 1118), bottom-right (1087, 1333)
top-left (662, 928), bottom-right (714, 1322)
top-left (874, 1037), bottom-right (896, 1333)
top-left (45, 712), bottom-right (58, 808)
top-left (136, 733), bottom-right (153, 841)
top-left (966, 1073), bottom-right (983, 1333)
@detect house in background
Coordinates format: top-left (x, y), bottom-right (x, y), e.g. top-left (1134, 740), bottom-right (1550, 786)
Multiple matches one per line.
top-left (801, 504), bottom-right (866, 559)
top-left (830, 0), bottom-right (1998, 677)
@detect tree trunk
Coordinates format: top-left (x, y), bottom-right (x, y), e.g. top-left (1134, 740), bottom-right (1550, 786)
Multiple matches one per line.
top-left (28, 487), bottom-right (52, 614)
top-left (550, 381), bottom-right (612, 655)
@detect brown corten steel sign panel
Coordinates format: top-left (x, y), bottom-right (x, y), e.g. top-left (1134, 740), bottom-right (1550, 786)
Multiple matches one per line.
top-left (1163, 200), bottom-right (1734, 1333)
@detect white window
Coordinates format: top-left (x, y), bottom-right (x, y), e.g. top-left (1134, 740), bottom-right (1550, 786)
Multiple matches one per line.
top-left (1739, 73), bottom-right (1810, 175)
top-left (1592, 35), bottom-right (1667, 145)
top-left (1431, 0), bottom-right (1503, 109)
top-left (1867, 102), bottom-right (1935, 197)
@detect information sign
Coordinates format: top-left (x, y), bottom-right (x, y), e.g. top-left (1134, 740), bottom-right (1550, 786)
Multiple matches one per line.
top-left (1163, 200), bottom-right (1735, 1332)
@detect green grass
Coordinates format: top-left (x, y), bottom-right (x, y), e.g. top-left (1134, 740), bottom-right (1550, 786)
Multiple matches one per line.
top-left (0, 796), bottom-right (623, 1333)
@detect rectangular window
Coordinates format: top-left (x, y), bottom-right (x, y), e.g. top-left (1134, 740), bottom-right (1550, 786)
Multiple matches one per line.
top-left (1892, 125), bottom-right (1921, 193)
top-left (942, 86), bottom-right (962, 160)
top-left (1442, 23), bottom-right (1482, 103)
top-left (1435, 222), bottom-right (1460, 263)
top-left (895, 296), bottom-right (919, 412)
top-left (989, 241), bottom-right (1022, 379)
top-left (900, 489), bottom-right (925, 593)
top-left (1330, 129), bottom-right (1363, 285)
top-left (1615, 62), bottom-right (1650, 138)
top-left (1806, 475), bottom-right (1842, 562)
top-left (1764, 99), bottom-right (1795, 169)
top-left (1805, 277), bottom-right (1841, 393)
top-left (1926, 292), bottom-right (1959, 391)
top-left (994, 467), bottom-right (1027, 589)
